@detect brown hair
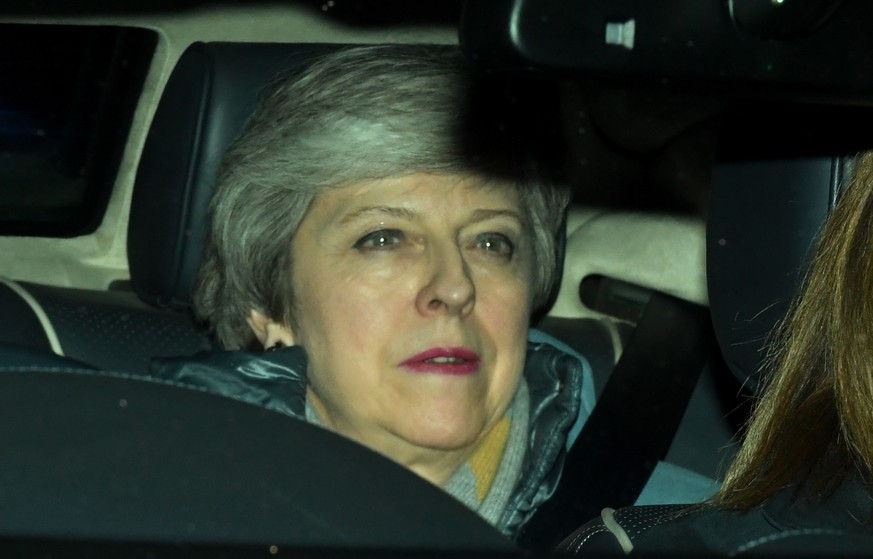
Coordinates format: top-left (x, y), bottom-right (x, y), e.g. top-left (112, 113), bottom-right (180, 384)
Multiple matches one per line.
top-left (714, 152), bottom-right (873, 508)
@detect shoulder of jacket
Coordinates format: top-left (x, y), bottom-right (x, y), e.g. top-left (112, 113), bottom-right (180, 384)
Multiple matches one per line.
top-left (149, 346), bottom-right (309, 418)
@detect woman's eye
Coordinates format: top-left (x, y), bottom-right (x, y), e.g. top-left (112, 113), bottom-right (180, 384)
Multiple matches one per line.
top-left (475, 233), bottom-right (515, 258)
top-left (353, 229), bottom-right (404, 251)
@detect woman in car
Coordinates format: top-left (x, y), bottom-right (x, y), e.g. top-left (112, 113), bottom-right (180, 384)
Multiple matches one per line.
top-left (150, 44), bottom-right (593, 539)
top-left (562, 152), bottom-right (873, 555)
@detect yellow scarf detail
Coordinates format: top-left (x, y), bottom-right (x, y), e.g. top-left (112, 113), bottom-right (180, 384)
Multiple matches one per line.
top-left (468, 416), bottom-right (511, 502)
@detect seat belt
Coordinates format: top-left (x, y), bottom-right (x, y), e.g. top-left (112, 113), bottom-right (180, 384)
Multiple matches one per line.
top-left (518, 291), bottom-right (713, 549)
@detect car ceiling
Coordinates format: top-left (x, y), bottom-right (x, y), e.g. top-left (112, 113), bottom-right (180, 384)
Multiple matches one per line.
top-left (0, 0), bottom-right (462, 23)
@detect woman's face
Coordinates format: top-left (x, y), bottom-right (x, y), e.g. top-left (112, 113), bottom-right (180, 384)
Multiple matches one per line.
top-left (268, 173), bottom-right (534, 481)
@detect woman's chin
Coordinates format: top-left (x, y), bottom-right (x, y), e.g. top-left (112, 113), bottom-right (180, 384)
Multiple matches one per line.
top-left (391, 416), bottom-right (488, 453)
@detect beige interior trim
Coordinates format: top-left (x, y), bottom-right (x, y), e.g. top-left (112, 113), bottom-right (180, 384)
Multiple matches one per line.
top-left (551, 207), bottom-right (708, 322)
top-left (0, 277), bottom-right (64, 356)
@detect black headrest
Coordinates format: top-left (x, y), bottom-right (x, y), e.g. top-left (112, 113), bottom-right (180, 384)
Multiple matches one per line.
top-left (707, 156), bottom-right (839, 392)
top-left (128, 42), bottom-right (343, 309)
top-left (705, 100), bottom-right (873, 392)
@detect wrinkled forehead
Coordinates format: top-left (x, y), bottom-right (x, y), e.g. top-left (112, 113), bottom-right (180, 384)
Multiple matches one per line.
top-left (305, 173), bottom-right (528, 227)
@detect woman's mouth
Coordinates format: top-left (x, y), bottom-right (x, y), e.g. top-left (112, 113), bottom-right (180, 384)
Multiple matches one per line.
top-left (399, 347), bottom-right (480, 375)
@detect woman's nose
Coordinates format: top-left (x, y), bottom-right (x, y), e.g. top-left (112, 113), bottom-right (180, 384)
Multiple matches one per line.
top-left (415, 244), bottom-right (475, 317)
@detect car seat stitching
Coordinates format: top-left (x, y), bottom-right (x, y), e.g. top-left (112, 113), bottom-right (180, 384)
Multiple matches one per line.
top-left (616, 504), bottom-right (694, 536)
top-left (566, 524), bottom-right (612, 553)
top-left (731, 528), bottom-right (845, 555)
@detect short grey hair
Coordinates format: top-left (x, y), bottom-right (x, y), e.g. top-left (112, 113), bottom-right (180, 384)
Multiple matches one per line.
top-left (194, 44), bottom-right (570, 349)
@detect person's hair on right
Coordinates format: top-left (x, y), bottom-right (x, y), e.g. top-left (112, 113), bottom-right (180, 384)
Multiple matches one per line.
top-left (714, 151), bottom-right (873, 509)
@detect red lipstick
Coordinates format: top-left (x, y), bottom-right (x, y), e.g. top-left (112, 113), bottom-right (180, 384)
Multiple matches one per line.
top-left (399, 347), bottom-right (480, 375)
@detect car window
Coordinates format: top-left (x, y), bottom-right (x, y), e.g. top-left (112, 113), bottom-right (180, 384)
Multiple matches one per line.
top-left (0, 23), bottom-right (155, 237)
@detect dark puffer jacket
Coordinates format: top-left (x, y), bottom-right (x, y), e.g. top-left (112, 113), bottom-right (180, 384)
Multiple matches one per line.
top-left (149, 329), bottom-right (594, 540)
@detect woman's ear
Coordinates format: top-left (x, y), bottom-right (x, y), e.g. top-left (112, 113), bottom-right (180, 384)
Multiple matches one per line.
top-left (246, 310), bottom-right (297, 349)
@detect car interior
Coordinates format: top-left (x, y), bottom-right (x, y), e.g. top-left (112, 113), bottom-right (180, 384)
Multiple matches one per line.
top-left (1, 0), bottom-right (869, 556)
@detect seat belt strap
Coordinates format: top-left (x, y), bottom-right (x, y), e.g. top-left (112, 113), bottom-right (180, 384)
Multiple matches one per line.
top-left (518, 291), bottom-right (712, 549)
